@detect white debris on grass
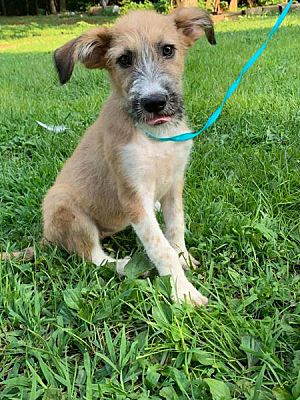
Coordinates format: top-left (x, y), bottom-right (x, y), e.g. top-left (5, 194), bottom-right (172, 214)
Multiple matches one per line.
top-left (36, 121), bottom-right (69, 133)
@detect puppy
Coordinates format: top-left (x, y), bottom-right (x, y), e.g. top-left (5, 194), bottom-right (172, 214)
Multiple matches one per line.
top-left (43, 8), bottom-right (216, 305)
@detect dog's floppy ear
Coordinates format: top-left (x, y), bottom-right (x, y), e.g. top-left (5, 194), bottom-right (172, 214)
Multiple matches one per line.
top-left (172, 7), bottom-right (216, 46)
top-left (54, 27), bottom-right (112, 84)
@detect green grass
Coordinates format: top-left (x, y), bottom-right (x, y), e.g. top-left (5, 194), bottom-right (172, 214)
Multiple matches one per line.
top-left (0, 13), bottom-right (300, 400)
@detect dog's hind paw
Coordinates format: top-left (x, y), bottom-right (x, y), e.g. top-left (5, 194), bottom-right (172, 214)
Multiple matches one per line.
top-left (116, 257), bottom-right (131, 276)
top-left (179, 252), bottom-right (200, 270)
top-left (154, 201), bottom-right (161, 212)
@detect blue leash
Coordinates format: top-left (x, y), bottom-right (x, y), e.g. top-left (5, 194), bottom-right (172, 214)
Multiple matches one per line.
top-left (146, 0), bottom-right (293, 142)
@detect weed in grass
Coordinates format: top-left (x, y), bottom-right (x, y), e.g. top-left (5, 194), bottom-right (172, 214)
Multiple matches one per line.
top-left (0, 13), bottom-right (300, 399)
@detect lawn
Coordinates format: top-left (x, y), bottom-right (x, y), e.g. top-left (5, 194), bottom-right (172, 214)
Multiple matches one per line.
top-left (0, 12), bottom-right (300, 400)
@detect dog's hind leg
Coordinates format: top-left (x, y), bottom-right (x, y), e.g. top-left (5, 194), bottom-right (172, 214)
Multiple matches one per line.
top-left (43, 189), bottom-right (130, 270)
top-left (43, 201), bottom-right (109, 264)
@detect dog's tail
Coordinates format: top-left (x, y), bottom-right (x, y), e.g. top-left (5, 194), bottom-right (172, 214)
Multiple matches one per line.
top-left (0, 247), bottom-right (35, 262)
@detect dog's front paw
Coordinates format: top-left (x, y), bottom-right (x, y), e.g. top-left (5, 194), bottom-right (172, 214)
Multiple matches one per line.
top-left (171, 277), bottom-right (208, 306)
top-left (179, 252), bottom-right (200, 270)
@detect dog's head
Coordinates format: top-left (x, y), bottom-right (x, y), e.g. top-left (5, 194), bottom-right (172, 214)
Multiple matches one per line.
top-left (54, 8), bottom-right (215, 128)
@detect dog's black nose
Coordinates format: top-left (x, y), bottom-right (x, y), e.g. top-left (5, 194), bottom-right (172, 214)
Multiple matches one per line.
top-left (141, 94), bottom-right (167, 113)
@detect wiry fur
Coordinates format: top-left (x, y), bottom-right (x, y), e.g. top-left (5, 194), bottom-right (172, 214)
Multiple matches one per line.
top-left (43, 8), bottom-right (215, 305)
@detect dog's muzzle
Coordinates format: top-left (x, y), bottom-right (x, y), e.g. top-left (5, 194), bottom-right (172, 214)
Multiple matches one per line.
top-left (129, 87), bottom-right (183, 126)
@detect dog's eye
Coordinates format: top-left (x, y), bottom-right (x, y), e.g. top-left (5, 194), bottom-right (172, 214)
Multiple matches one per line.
top-left (162, 45), bottom-right (175, 59)
top-left (117, 52), bottom-right (132, 68)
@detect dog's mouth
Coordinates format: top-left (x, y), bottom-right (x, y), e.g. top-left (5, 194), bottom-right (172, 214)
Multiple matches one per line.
top-left (147, 115), bottom-right (172, 126)
top-left (128, 91), bottom-right (184, 127)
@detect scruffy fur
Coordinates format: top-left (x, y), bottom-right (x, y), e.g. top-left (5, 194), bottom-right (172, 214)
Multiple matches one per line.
top-left (43, 8), bottom-right (216, 305)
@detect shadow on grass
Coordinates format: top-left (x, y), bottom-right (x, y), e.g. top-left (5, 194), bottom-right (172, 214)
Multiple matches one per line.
top-left (0, 14), bottom-right (115, 26)
top-left (0, 17), bottom-right (299, 52)
top-left (0, 15), bottom-right (115, 43)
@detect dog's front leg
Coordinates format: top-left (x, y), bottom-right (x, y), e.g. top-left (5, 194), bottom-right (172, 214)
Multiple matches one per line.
top-left (132, 205), bottom-right (207, 305)
top-left (161, 179), bottom-right (199, 270)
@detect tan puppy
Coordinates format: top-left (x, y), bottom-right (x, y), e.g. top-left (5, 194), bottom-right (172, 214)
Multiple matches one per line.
top-left (43, 8), bottom-right (216, 305)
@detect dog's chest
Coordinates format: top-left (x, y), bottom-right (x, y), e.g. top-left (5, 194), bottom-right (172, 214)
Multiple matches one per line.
top-left (121, 133), bottom-right (192, 201)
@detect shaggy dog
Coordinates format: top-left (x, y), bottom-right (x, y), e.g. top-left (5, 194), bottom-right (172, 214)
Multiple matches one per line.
top-left (43, 8), bottom-right (216, 305)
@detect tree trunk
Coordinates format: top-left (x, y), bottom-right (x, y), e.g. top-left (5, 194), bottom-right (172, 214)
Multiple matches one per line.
top-left (35, 0), bottom-right (39, 14)
top-left (214, 0), bottom-right (221, 13)
top-left (60, 0), bottom-right (66, 12)
top-left (229, 0), bottom-right (238, 11)
top-left (1, 0), bottom-right (6, 16)
top-left (25, 0), bottom-right (29, 15)
top-left (175, 0), bottom-right (198, 6)
top-left (49, 0), bottom-right (57, 14)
